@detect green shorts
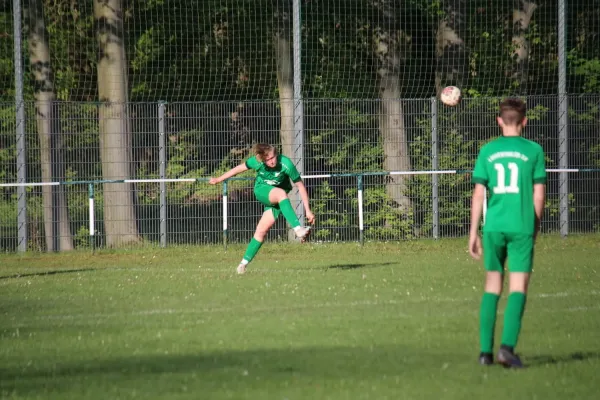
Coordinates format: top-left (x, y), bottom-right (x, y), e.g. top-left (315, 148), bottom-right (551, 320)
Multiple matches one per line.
top-left (254, 184), bottom-right (282, 219)
top-left (483, 232), bottom-right (534, 273)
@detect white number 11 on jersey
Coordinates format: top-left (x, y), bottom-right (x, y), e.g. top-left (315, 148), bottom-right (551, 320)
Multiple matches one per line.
top-left (493, 162), bottom-right (520, 194)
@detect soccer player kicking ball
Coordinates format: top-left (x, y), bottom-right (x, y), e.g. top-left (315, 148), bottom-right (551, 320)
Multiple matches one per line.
top-left (209, 143), bottom-right (315, 274)
top-left (469, 98), bottom-right (546, 368)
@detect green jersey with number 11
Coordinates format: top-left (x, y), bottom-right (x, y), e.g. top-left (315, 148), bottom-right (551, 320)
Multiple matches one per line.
top-left (472, 136), bottom-right (547, 234)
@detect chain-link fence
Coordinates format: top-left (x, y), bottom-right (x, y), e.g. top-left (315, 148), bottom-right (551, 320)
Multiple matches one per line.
top-left (1, 96), bottom-right (599, 251)
top-left (2, 0), bottom-right (599, 251)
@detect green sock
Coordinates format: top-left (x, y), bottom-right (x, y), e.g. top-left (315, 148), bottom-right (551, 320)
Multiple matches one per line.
top-left (279, 199), bottom-right (301, 228)
top-left (480, 292), bottom-right (500, 353)
top-left (242, 238), bottom-right (263, 263)
top-left (501, 292), bottom-right (527, 349)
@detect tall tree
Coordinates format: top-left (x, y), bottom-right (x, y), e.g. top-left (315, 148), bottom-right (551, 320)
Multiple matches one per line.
top-left (511, 0), bottom-right (538, 93)
top-left (274, 0), bottom-right (303, 238)
top-left (371, 0), bottom-right (412, 213)
top-left (27, 0), bottom-right (73, 251)
top-left (274, 0), bottom-right (294, 161)
top-left (94, 0), bottom-right (139, 246)
top-left (435, 0), bottom-right (467, 95)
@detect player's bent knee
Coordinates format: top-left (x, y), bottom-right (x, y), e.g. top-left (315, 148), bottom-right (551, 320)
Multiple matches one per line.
top-left (254, 230), bottom-right (269, 240)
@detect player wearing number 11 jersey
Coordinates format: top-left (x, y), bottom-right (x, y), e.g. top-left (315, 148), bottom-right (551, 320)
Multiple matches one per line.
top-left (469, 98), bottom-right (546, 368)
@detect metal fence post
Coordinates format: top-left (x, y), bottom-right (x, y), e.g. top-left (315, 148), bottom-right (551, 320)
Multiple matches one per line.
top-left (357, 175), bottom-right (364, 246)
top-left (89, 183), bottom-right (95, 252)
top-left (158, 101), bottom-right (167, 247)
top-left (223, 180), bottom-right (228, 250)
top-left (431, 97), bottom-right (439, 239)
top-left (557, 0), bottom-right (569, 237)
top-left (13, 0), bottom-right (27, 252)
top-left (292, 0), bottom-right (305, 224)
top-left (51, 102), bottom-right (59, 252)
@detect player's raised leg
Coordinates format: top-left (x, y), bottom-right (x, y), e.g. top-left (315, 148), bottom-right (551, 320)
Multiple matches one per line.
top-left (237, 210), bottom-right (276, 274)
top-left (268, 187), bottom-right (311, 239)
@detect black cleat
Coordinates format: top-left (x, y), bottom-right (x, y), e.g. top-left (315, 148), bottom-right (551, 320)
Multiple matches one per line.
top-left (497, 346), bottom-right (524, 368)
top-left (479, 352), bottom-right (494, 365)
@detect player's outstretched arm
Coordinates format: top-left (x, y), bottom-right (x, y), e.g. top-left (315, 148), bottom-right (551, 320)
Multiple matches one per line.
top-left (209, 163), bottom-right (249, 185)
top-left (294, 181), bottom-right (315, 224)
top-left (469, 183), bottom-right (486, 260)
top-left (533, 183), bottom-right (546, 240)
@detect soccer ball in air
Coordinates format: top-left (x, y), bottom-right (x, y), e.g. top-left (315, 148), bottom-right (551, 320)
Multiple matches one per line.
top-left (440, 86), bottom-right (461, 107)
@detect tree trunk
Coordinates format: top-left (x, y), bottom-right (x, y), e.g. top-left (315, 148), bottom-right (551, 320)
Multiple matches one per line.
top-left (274, 0), bottom-right (302, 240)
top-left (94, 0), bottom-right (140, 247)
top-left (275, 1), bottom-right (294, 167)
top-left (378, 76), bottom-right (412, 213)
top-left (435, 0), bottom-right (467, 96)
top-left (511, 0), bottom-right (538, 93)
top-left (27, 0), bottom-right (73, 251)
top-left (372, 1), bottom-right (412, 214)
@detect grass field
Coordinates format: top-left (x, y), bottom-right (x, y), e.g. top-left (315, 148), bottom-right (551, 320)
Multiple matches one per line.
top-left (1, 235), bottom-right (600, 399)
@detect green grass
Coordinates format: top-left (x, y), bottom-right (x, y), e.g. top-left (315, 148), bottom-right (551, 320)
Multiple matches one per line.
top-left (1, 235), bottom-right (600, 399)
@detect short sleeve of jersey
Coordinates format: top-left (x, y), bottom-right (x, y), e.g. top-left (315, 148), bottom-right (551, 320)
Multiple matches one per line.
top-left (245, 156), bottom-right (261, 170)
top-left (471, 150), bottom-right (488, 186)
top-left (533, 145), bottom-right (547, 184)
top-left (281, 157), bottom-right (302, 183)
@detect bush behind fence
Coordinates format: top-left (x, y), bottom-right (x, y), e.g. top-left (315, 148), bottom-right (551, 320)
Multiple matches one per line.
top-left (1, 96), bottom-right (599, 251)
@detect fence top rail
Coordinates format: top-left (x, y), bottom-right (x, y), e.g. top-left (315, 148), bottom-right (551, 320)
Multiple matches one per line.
top-left (0, 168), bottom-right (596, 188)
top-left (2, 94), bottom-right (599, 107)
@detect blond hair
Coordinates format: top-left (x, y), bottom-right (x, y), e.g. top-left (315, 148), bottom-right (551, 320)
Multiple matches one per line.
top-left (254, 143), bottom-right (276, 161)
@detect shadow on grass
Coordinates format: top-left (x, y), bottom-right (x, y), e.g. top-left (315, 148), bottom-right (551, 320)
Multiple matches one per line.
top-left (0, 344), bottom-right (426, 394)
top-left (327, 262), bottom-right (397, 270)
top-left (2, 347), bottom-right (599, 396)
top-left (526, 351), bottom-right (600, 366)
top-left (0, 268), bottom-right (96, 280)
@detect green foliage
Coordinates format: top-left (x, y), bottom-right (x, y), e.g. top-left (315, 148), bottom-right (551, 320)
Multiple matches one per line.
top-left (307, 103), bottom-right (381, 173)
top-left (545, 193), bottom-right (576, 219)
top-left (409, 138), bottom-right (473, 236)
top-left (591, 144), bottom-right (600, 168)
top-left (0, 0), bottom-right (598, 102)
top-left (1, 1), bottom-right (600, 248)
top-left (569, 51), bottom-right (600, 93)
top-left (0, 11), bottom-right (15, 101)
top-left (310, 180), bottom-right (351, 240)
top-left (42, 0), bottom-right (96, 101)
top-left (0, 197), bottom-right (17, 251)
top-left (0, 104), bottom-right (17, 182)
top-left (155, 128), bottom-right (254, 205)
top-left (359, 186), bottom-right (415, 240)
top-left (305, 101), bottom-right (421, 240)
top-left (73, 225), bottom-right (91, 248)
top-left (408, 99), bottom-right (491, 236)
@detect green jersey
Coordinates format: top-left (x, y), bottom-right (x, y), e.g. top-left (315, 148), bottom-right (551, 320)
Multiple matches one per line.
top-left (472, 136), bottom-right (546, 234)
top-left (245, 154), bottom-right (302, 192)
